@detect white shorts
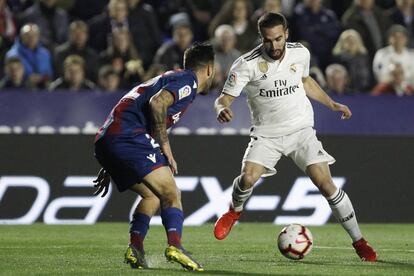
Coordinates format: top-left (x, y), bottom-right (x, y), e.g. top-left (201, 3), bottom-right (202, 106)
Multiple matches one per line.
top-left (242, 127), bottom-right (335, 177)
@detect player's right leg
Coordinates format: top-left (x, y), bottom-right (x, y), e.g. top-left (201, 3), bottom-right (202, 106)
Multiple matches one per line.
top-left (215, 136), bottom-right (280, 240)
top-left (142, 166), bottom-right (203, 271)
top-left (214, 161), bottom-right (266, 240)
top-left (124, 183), bottom-right (160, 269)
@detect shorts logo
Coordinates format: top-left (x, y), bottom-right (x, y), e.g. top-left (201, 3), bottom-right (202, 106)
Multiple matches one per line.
top-left (146, 153), bottom-right (156, 163)
top-left (178, 85), bottom-right (191, 100)
top-left (227, 72), bottom-right (237, 87)
top-left (258, 61), bottom-right (269, 73)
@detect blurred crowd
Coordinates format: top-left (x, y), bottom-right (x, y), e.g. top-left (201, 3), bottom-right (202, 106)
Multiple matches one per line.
top-left (0, 0), bottom-right (413, 96)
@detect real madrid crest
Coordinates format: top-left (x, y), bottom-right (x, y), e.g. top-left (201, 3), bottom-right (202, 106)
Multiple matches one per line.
top-left (258, 62), bottom-right (269, 73)
top-left (289, 64), bottom-right (297, 73)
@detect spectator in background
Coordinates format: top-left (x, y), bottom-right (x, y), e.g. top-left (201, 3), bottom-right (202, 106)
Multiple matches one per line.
top-left (153, 23), bottom-right (193, 70)
top-left (186, 0), bottom-right (220, 42)
top-left (18, 0), bottom-right (69, 50)
top-left (6, 0), bottom-right (34, 14)
top-left (342, 0), bottom-right (392, 61)
top-left (0, 0), bottom-right (17, 78)
top-left (128, 0), bottom-right (162, 69)
top-left (49, 55), bottom-right (96, 91)
top-left (6, 23), bottom-right (53, 89)
top-left (213, 24), bottom-right (241, 87)
top-left (388, 0), bottom-right (414, 47)
top-left (0, 57), bottom-right (27, 90)
top-left (0, 0), bottom-right (16, 42)
top-left (324, 0), bottom-right (353, 19)
top-left (148, 0), bottom-right (187, 31)
top-left (325, 63), bottom-right (350, 95)
top-left (100, 28), bottom-right (144, 87)
top-left (251, 0), bottom-right (282, 23)
top-left (97, 65), bottom-right (121, 92)
top-left (209, 0), bottom-right (258, 53)
top-left (291, 0), bottom-right (342, 70)
top-left (332, 29), bottom-right (372, 93)
top-left (88, 0), bottom-right (129, 53)
top-left (373, 25), bottom-right (414, 87)
top-left (54, 21), bottom-right (98, 81)
top-left (371, 63), bottom-right (413, 96)
top-left (68, 0), bottom-right (108, 21)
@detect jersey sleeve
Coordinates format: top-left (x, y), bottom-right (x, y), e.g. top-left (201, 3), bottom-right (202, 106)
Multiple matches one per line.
top-left (302, 47), bottom-right (311, 78)
top-left (163, 76), bottom-right (194, 104)
top-left (222, 57), bottom-right (251, 97)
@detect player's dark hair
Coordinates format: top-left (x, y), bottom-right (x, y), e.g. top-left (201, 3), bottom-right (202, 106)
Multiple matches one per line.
top-left (257, 12), bottom-right (288, 35)
top-left (183, 42), bottom-right (215, 71)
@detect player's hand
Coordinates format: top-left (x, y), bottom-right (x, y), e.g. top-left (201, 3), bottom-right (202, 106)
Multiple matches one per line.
top-left (93, 168), bottom-right (110, 197)
top-left (167, 156), bottom-right (178, 175)
top-left (331, 102), bottom-right (352, 120)
top-left (217, 107), bottom-right (233, 123)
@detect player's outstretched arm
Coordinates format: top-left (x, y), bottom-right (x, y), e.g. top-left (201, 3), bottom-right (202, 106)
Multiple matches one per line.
top-left (302, 76), bottom-right (352, 120)
top-left (215, 93), bottom-right (236, 123)
top-left (149, 89), bottom-right (178, 174)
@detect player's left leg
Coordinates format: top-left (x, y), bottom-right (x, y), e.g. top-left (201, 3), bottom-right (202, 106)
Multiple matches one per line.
top-left (306, 162), bottom-right (377, 262)
top-left (124, 183), bottom-right (160, 268)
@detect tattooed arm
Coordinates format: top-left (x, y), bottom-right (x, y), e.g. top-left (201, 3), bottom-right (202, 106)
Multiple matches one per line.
top-left (149, 90), bottom-right (178, 174)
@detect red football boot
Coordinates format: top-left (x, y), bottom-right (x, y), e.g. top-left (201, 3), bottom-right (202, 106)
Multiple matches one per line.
top-left (214, 208), bottom-right (242, 240)
top-left (352, 238), bottom-right (377, 262)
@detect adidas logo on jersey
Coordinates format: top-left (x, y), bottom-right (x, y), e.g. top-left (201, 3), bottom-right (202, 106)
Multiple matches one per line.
top-left (260, 74), bottom-right (267, 80)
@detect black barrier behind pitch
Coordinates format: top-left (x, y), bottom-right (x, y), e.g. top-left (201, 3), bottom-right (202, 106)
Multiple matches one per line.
top-left (0, 135), bottom-right (413, 224)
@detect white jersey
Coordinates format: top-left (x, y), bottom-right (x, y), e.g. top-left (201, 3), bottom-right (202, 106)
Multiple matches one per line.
top-left (223, 42), bottom-right (314, 137)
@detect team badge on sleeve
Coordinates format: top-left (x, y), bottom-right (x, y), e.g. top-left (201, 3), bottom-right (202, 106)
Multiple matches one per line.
top-left (178, 85), bottom-right (192, 100)
top-left (227, 72), bottom-right (237, 87)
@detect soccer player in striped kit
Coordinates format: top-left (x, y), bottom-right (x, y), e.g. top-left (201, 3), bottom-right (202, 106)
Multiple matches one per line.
top-left (93, 43), bottom-right (215, 270)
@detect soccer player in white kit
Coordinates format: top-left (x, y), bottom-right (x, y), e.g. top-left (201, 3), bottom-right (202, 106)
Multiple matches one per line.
top-left (213, 12), bottom-right (377, 262)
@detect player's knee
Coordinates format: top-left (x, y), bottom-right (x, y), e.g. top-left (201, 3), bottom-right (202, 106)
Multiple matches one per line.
top-left (148, 195), bottom-right (160, 208)
top-left (314, 178), bottom-right (335, 196)
top-left (241, 172), bottom-right (260, 189)
top-left (159, 187), bottom-right (180, 207)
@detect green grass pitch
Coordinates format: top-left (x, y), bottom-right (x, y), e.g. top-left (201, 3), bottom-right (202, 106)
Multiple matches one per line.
top-left (0, 223), bottom-right (413, 275)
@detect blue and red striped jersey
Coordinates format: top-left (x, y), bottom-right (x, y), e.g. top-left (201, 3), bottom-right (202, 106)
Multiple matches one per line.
top-left (96, 69), bottom-right (198, 140)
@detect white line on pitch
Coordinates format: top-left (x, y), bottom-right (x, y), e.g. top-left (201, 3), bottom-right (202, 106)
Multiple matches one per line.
top-left (315, 246), bottom-right (414, 253)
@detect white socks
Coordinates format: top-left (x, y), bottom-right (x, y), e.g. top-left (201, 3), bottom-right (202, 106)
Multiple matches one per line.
top-left (231, 175), bottom-right (253, 212)
top-left (326, 188), bottom-right (363, 242)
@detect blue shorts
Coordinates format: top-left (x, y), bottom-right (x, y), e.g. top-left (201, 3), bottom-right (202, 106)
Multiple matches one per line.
top-left (94, 133), bottom-right (168, 192)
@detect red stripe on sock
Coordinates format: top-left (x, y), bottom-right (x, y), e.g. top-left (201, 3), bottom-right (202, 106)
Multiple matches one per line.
top-left (167, 231), bottom-right (181, 248)
top-left (130, 232), bottom-right (144, 251)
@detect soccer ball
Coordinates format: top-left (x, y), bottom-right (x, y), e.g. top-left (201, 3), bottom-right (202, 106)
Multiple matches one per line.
top-left (277, 224), bottom-right (313, 260)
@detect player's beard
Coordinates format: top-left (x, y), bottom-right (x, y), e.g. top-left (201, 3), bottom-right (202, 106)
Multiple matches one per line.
top-left (268, 43), bottom-right (286, 60)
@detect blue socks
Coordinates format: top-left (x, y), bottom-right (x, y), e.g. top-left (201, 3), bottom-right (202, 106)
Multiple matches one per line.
top-left (129, 213), bottom-right (151, 251)
top-left (161, 207), bottom-right (184, 248)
